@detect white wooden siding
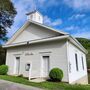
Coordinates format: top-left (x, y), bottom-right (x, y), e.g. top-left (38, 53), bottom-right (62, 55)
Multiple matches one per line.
top-left (6, 40), bottom-right (68, 82)
top-left (67, 41), bottom-right (87, 83)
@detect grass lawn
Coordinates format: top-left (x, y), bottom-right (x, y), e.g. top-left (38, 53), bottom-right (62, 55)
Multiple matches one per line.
top-left (0, 75), bottom-right (90, 90)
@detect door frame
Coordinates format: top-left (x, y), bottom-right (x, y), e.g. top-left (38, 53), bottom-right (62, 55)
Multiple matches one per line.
top-left (41, 55), bottom-right (50, 77)
top-left (14, 56), bottom-right (20, 75)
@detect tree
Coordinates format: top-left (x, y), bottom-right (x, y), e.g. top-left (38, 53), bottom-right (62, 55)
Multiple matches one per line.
top-left (0, 45), bottom-right (6, 65)
top-left (0, 0), bottom-right (17, 41)
top-left (0, 0), bottom-right (17, 65)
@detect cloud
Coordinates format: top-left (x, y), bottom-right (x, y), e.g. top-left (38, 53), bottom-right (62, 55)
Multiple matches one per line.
top-left (63, 25), bottom-right (90, 39)
top-left (6, 0), bottom-right (90, 39)
top-left (52, 19), bottom-right (62, 26)
top-left (69, 14), bottom-right (86, 20)
top-left (7, 0), bottom-right (37, 37)
top-left (64, 26), bottom-right (80, 31)
top-left (8, 0), bottom-right (64, 37)
top-left (44, 16), bottom-right (62, 26)
top-left (64, 0), bottom-right (90, 11)
top-left (38, 0), bottom-right (62, 8)
top-left (46, 0), bottom-right (62, 7)
top-left (38, 0), bottom-right (46, 4)
top-left (73, 31), bottom-right (90, 39)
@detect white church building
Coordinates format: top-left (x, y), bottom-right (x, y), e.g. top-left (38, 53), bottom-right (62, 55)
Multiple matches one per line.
top-left (3, 10), bottom-right (88, 84)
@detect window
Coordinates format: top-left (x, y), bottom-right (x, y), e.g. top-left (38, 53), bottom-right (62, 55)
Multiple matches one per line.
top-left (75, 53), bottom-right (78, 71)
top-left (15, 57), bottom-right (20, 75)
top-left (82, 56), bottom-right (84, 70)
top-left (25, 64), bottom-right (30, 71)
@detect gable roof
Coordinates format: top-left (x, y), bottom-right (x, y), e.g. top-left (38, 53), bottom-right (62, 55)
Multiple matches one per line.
top-left (3, 20), bottom-right (87, 54)
top-left (6, 20), bottom-right (68, 45)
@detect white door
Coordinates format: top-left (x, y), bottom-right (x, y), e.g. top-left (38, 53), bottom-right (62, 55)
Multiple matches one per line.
top-left (15, 57), bottom-right (20, 75)
top-left (42, 56), bottom-right (49, 77)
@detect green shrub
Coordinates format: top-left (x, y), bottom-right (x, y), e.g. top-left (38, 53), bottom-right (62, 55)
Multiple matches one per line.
top-left (49, 68), bottom-right (63, 82)
top-left (0, 65), bottom-right (8, 75)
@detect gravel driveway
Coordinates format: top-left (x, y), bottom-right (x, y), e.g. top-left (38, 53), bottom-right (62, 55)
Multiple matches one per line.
top-left (0, 80), bottom-right (43, 90)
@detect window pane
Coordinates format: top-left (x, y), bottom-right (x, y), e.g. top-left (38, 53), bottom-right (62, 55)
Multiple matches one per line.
top-left (82, 56), bottom-right (84, 70)
top-left (75, 53), bottom-right (78, 71)
top-left (16, 57), bottom-right (20, 59)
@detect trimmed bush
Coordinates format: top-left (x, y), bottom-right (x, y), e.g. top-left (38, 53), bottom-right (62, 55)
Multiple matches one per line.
top-left (49, 68), bottom-right (63, 82)
top-left (0, 65), bottom-right (8, 75)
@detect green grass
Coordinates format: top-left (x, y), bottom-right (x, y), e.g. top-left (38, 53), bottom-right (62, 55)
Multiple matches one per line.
top-left (0, 75), bottom-right (90, 90)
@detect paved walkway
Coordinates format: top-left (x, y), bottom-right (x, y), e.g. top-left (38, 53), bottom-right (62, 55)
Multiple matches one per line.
top-left (0, 80), bottom-right (43, 90)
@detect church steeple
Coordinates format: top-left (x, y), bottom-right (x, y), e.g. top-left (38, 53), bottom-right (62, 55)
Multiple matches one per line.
top-left (26, 10), bottom-right (43, 24)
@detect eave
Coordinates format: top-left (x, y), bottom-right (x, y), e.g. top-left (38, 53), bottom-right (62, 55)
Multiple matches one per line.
top-left (3, 35), bottom-right (69, 48)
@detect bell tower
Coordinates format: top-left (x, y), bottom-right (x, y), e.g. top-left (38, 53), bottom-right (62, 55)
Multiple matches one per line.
top-left (26, 10), bottom-right (43, 24)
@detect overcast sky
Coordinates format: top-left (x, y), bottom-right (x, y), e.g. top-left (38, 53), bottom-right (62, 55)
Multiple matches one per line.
top-left (8, 0), bottom-right (90, 39)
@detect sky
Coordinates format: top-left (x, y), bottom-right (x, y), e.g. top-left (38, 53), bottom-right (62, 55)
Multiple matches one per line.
top-left (8, 0), bottom-right (90, 39)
